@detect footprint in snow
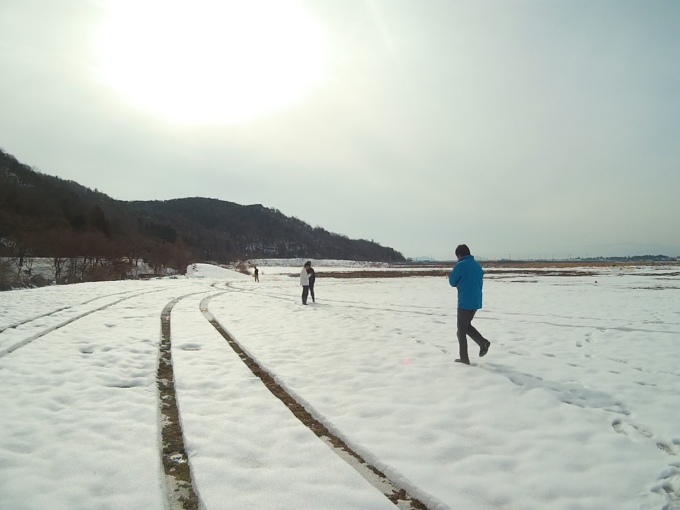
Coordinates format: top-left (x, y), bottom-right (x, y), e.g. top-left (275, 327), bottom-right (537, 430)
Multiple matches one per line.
top-left (178, 343), bottom-right (202, 351)
top-left (612, 418), bottom-right (654, 439)
top-left (656, 443), bottom-right (679, 456)
top-left (651, 466), bottom-right (680, 509)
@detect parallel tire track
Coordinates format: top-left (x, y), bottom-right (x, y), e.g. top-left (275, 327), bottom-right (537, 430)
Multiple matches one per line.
top-left (158, 295), bottom-right (204, 510)
top-left (226, 282), bottom-right (452, 318)
top-left (200, 293), bottom-right (435, 510)
top-left (0, 289), bottom-right (139, 334)
top-left (0, 287), bottom-right (172, 358)
top-left (4, 286), bottom-right (207, 508)
top-left (228, 282), bottom-right (680, 335)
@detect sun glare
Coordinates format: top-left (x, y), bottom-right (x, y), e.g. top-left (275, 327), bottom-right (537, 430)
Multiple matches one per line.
top-left (96, 0), bottom-right (328, 125)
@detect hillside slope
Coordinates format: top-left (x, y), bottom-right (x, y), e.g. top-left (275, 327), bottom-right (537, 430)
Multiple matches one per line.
top-left (0, 149), bottom-right (405, 271)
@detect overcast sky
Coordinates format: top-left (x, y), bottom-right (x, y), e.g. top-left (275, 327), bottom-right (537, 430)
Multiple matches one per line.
top-left (1, 0), bottom-right (678, 260)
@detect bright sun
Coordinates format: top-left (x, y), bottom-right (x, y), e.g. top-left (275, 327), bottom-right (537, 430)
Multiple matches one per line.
top-left (96, 0), bottom-right (328, 125)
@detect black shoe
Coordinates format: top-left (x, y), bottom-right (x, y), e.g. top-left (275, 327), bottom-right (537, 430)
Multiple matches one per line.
top-left (480, 341), bottom-right (490, 357)
top-left (455, 358), bottom-right (470, 365)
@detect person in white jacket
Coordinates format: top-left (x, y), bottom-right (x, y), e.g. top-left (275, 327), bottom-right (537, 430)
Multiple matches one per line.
top-left (300, 261), bottom-right (311, 304)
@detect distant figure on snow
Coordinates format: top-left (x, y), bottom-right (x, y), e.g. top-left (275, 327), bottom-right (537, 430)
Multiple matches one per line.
top-left (448, 244), bottom-right (491, 365)
top-left (307, 263), bottom-right (316, 302)
top-left (300, 261), bottom-right (312, 304)
top-left (253, 266), bottom-right (259, 282)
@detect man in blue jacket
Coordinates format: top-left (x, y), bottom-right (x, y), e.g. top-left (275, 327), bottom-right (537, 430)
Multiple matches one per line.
top-left (448, 244), bottom-right (490, 365)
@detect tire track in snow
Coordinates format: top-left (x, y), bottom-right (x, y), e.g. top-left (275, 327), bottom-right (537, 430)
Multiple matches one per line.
top-left (227, 283), bottom-right (680, 376)
top-left (0, 286), bottom-right (176, 358)
top-left (224, 281), bottom-right (452, 318)
top-left (200, 293), bottom-right (441, 510)
top-left (227, 280), bottom-right (680, 334)
top-left (224, 277), bottom-right (680, 507)
top-left (0, 288), bottom-right (138, 333)
top-left (158, 295), bottom-right (204, 510)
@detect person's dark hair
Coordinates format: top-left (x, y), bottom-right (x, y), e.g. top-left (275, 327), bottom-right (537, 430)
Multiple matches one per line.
top-left (455, 244), bottom-right (471, 258)
top-left (304, 261), bottom-right (312, 267)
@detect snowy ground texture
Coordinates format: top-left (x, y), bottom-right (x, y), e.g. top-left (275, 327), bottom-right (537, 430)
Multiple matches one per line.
top-left (1, 262), bottom-right (679, 510)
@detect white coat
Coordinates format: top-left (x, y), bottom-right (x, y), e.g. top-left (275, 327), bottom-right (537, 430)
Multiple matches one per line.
top-left (300, 267), bottom-right (310, 286)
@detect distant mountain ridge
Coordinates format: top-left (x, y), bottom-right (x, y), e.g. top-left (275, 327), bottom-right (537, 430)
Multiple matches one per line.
top-left (0, 148), bottom-right (405, 273)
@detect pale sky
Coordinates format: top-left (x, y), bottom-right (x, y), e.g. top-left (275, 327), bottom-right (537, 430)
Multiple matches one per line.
top-left (1, 0), bottom-right (678, 260)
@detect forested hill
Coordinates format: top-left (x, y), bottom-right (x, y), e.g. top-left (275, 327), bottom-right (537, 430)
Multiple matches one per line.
top-left (0, 149), bottom-right (405, 271)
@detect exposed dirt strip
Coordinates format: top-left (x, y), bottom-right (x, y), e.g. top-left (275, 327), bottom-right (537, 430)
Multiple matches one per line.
top-left (200, 293), bottom-right (434, 510)
top-left (0, 287), bottom-right (173, 358)
top-left (158, 295), bottom-right (204, 510)
top-left (287, 268), bottom-right (599, 279)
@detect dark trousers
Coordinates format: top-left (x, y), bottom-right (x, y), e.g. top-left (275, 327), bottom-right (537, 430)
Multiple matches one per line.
top-left (309, 282), bottom-right (315, 302)
top-left (302, 286), bottom-right (310, 304)
top-left (457, 308), bottom-right (487, 362)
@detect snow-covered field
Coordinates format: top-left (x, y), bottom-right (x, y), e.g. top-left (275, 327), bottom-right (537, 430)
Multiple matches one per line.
top-left (1, 263), bottom-right (679, 510)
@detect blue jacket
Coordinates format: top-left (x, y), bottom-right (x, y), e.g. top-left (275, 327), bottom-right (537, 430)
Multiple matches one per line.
top-left (448, 255), bottom-right (483, 310)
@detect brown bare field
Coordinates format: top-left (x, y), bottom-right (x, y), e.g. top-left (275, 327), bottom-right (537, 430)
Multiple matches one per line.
top-left (314, 269), bottom-right (597, 279)
top-left (316, 270), bottom-right (450, 278)
top-left (290, 260), bottom-right (679, 279)
top-left (480, 260), bottom-right (680, 268)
